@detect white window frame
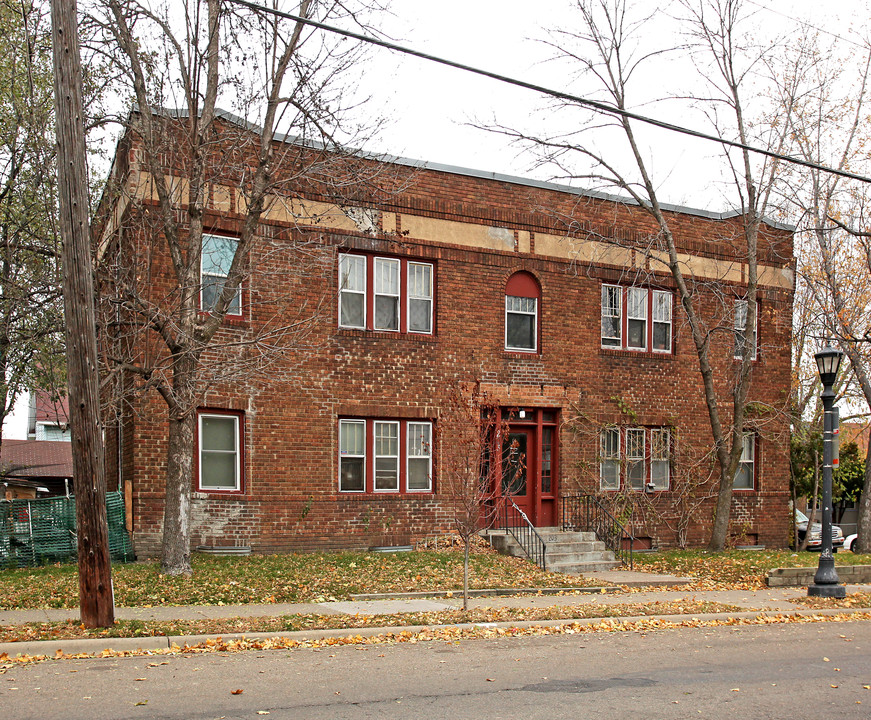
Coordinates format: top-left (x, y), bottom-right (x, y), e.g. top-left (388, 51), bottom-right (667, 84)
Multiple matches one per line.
top-left (338, 254), bottom-right (367, 329)
top-left (601, 285), bottom-right (622, 348)
top-left (407, 262), bottom-right (433, 334)
top-left (599, 427), bottom-right (621, 490)
top-left (626, 288), bottom-right (648, 351)
top-left (650, 428), bottom-right (670, 490)
top-left (339, 419), bottom-right (366, 492)
top-left (198, 412), bottom-right (241, 492)
top-left (734, 299), bottom-right (758, 360)
top-left (505, 295), bottom-right (538, 352)
top-left (652, 290), bottom-right (672, 353)
top-left (406, 421), bottom-right (432, 492)
top-left (201, 233), bottom-right (242, 316)
top-left (374, 257), bottom-right (401, 332)
top-left (625, 427), bottom-right (646, 490)
top-left (734, 432), bottom-right (755, 490)
top-left (373, 420), bottom-right (400, 491)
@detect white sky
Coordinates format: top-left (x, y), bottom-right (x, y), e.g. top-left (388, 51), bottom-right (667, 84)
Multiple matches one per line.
top-left (353, 0), bottom-right (871, 212)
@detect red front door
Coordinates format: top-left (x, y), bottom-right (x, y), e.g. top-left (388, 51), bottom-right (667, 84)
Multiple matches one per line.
top-left (502, 429), bottom-right (534, 520)
top-left (497, 409), bottom-right (559, 527)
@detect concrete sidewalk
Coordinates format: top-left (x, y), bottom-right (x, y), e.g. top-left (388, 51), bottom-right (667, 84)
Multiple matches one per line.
top-left (2, 569), bottom-right (870, 659)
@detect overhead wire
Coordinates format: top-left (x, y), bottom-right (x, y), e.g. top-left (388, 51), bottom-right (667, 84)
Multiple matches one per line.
top-left (225, 0), bottom-right (871, 185)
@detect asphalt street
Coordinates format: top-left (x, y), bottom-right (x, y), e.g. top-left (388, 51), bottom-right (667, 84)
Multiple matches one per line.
top-left (2, 617), bottom-right (870, 719)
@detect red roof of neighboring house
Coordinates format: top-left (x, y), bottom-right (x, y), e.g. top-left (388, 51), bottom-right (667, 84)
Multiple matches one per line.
top-left (32, 391), bottom-right (69, 426)
top-left (0, 439), bottom-right (73, 479)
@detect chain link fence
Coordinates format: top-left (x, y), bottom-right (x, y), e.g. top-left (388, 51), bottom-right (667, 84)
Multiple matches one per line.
top-left (0, 491), bottom-right (133, 568)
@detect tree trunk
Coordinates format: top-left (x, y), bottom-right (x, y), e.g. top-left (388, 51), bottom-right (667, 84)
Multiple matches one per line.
top-left (856, 437), bottom-right (871, 553)
top-left (463, 541), bottom-right (469, 612)
top-left (161, 407), bottom-right (195, 575)
top-left (160, 354), bottom-right (198, 575)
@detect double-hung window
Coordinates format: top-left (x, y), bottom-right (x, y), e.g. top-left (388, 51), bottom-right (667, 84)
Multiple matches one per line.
top-left (374, 259), bottom-right (400, 331)
top-left (599, 426), bottom-right (671, 491)
top-left (201, 234), bottom-right (241, 315)
top-left (505, 296), bottom-right (537, 351)
top-left (338, 254), bottom-right (366, 329)
top-left (601, 285), bottom-right (672, 353)
top-left (505, 272), bottom-right (541, 353)
top-left (338, 254), bottom-right (434, 334)
top-left (600, 427), bottom-right (621, 490)
top-left (339, 419), bottom-right (366, 492)
top-left (734, 299), bottom-right (758, 360)
top-left (198, 411), bottom-right (242, 492)
top-left (339, 418), bottom-right (433, 493)
top-left (407, 422), bottom-right (433, 491)
top-left (733, 432), bottom-right (755, 489)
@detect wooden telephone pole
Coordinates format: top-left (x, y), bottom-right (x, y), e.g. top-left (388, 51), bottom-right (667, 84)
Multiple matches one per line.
top-left (50, 0), bottom-right (114, 628)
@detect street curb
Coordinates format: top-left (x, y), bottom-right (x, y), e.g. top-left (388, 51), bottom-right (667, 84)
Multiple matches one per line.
top-left (350, 586), bottom-right (620, 600)
top-left (3, 607), bottom-right (870, 660)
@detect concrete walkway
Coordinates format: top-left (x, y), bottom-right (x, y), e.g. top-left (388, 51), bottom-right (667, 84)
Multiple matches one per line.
top-left (2, 569), bottom-right (870, 658)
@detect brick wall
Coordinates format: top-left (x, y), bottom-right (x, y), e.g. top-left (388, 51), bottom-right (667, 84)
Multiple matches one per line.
top-left (101, 118), bottom-right (793, 556)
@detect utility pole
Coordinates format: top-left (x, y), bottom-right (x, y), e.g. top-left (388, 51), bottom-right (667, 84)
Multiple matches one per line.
top-left (50, 0), bottom-right (114, 627)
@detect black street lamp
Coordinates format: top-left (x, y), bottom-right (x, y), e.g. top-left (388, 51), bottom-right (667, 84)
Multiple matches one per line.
top-left (808, 345), bottom-right (846, 598)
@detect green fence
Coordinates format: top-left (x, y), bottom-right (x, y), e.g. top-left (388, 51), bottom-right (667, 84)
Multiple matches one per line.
top-left (0, 491), bottom-right (133, 568)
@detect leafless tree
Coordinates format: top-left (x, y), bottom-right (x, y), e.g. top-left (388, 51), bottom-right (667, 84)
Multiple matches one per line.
top-left (437, 382), bottom-right (506, 611)
top-left (489, 0), bottom-right (798, 549)
top-left (88, 0), bottom-right (387, 574)
top-left (771, 24), bottom-right (871, 553)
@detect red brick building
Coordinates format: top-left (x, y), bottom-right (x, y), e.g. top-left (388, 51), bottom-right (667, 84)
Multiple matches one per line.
top-left (99, 115), bottom-right (794, 556)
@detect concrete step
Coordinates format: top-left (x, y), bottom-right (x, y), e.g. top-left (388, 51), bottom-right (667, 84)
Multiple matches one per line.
top-left (486, 528), bottom-right (624, 575)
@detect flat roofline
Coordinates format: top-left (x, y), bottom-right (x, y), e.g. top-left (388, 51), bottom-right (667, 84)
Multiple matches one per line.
top-left (143, 107), bottom-right (796, 232)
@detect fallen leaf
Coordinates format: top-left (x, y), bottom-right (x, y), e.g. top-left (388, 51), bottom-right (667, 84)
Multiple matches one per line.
top-left (135, 678), bottom-right (146, 682)
top-left (486, 678), bottom-right (495, 682)
top-left (831, 685), bottom-right (839, 689)
top-left (731, 688), bottom-right (740, 692)
top-left (231, 689), bottom-right (243, 695)
top-left (134, 701), bottom-right (147, 706)
top-left (823, 657), bottom-right (830, 662)
top-left (257, 712), bottom-right (269, 716)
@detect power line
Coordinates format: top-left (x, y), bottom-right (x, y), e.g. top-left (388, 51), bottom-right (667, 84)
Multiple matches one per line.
top-left (226, 0), bottom-right (871, 185)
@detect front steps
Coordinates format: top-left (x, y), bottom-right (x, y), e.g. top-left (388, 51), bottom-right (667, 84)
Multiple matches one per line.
top-left (485, 527), bottom-right (622, 574)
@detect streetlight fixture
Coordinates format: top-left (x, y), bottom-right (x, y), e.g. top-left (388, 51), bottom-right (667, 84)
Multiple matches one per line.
top-left (808, 345), bottom-right (846, 598)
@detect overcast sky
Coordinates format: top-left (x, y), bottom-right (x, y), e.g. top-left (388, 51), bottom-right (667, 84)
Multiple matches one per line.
top-left (354, 0), bottom-right (871, 212)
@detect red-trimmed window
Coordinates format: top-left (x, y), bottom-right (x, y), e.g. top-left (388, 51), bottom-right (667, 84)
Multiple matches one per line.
top-left (599, 426), bottom-right (671, 491)
top-left (505, 272), bottom-right (541, 353)
top-left (197, 410), bottom-right (243, 492)
top-left (201, 234), bottom-right (242, 316)
top-left (339, 418), bottom-right (433, 493)
top-left (601, 285), bottom-right (672, 353)
top-left (338, 254), bottom-right (433, 334)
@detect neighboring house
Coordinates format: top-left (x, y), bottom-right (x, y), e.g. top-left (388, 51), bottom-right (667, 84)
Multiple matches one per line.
top-left (2, 389), bottom-right (71, 443)
top-left (0, 439), bottom-right (74, 498)
top-left (97, 112), bottom-right (794, 557)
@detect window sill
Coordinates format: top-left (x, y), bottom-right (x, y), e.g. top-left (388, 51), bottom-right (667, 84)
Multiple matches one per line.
top-left (336, 328), bottom-right (438, 342)
top-left (600, 347), bottom-right (674, 359)
top-left (193, 489), bottom-right (245, 498)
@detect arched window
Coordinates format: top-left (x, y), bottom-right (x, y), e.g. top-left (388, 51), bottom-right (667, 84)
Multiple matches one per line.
top-left (505, 272), bottom-right (540, 352)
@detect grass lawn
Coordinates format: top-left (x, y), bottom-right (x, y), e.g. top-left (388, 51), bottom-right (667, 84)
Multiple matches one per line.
top-left (634, 547), bottom-right (871, 590)
top-left (0, 547), bottom-right (601, 611)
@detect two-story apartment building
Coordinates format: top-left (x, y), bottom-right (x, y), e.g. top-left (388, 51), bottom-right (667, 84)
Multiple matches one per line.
top-left (98, 112), bottom-right (793, 557)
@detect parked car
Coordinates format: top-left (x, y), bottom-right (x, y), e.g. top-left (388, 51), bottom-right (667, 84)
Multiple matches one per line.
top-left (795, 509), bottom-right (845, 550)
top-left (845, 534), bottom-right (859, 553)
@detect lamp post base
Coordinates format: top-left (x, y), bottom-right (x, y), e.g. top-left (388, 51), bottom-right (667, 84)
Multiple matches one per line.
top-left (808, 583), bottom-right (846, 598)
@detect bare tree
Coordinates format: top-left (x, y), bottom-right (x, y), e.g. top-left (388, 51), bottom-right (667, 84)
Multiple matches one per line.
top-left (437, 382), bottom-right (505, 611)
top-left (491, 0), bottom-right (796, 549)
top-left (771, 24), bottom-right (871, 553)
top-left (89, 0), bottom-right (387, 574)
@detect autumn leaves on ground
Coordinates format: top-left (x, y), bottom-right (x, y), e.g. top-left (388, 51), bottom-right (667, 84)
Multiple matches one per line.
top-left (2, 546), bottom-right (870, 644)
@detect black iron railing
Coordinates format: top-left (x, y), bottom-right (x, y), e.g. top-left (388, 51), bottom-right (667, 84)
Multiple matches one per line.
top-left (498, 496), bottom-right (547, 571)
top-left (561, 493), bottom-right (634, 569)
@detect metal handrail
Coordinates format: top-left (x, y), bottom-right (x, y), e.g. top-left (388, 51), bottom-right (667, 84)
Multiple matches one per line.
top-left (561, 493), bottom-right (634, 569)
top-left (498, 496), bottom-right (548, 571)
